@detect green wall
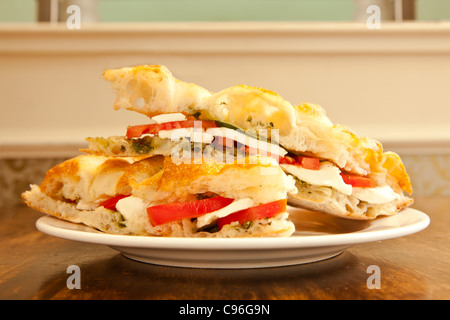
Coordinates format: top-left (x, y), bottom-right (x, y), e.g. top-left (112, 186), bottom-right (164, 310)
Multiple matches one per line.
top-left (97, 0), bottom-right (355, 22)
top-left (0, 0), bottom-right (449, 22)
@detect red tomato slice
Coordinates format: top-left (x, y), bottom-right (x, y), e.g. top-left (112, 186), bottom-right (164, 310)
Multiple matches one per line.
top-left (279, 155), bottom-right (320, 170)
top-left (126, 124), bottom-right (153, 139)
top-left (126, 120), bottom-right (218, 139)
top-left (341, 174), bottom-right (376, 188)
top-left (99, 194), bottom-right (130, 211)
top-left (147, 196), bottom-right (234, 226)
top-left (295, 156), bottom-right (320, 170)
top-left (279, 155), bottom-right (296, 164)
top-left (216, 199), bottom-right (287, 230)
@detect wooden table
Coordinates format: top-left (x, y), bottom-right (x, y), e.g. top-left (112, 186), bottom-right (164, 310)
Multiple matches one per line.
top-left (1, 196), bottom-right (449, 301)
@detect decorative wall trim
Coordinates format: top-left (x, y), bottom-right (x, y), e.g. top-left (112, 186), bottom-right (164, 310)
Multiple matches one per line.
top-left (1, 22), bottom-right (450, 55)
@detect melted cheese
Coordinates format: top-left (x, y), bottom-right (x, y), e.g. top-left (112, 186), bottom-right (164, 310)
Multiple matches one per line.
top-left (151, 113), bottom-right (186, 123)
top-left (281, 161), bottom-right (400, 204)
top-left (281, 161), bottom-right (352, 195)
top-left (115, 196), bottom-right (147, 222)
top-left (352, 186), bottom-right (400, 204)
top-left (207, 127), bottom-right (288, 157)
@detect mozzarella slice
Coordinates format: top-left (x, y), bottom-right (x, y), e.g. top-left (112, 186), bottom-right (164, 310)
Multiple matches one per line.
top-left (115, 196), bottom-right (147, 222)
top-left (281, 161), bottom-right (352, 195)
top-left (206, 127), bottom-right (288, 157)
top-left (151, 113), bottom-right (187, 123)
top-left (196, 198), bottom-right (256, 229)
top-left (352, 186), bottom-right (400, 204)
top-left (281, 161), bottom-right (401, 204)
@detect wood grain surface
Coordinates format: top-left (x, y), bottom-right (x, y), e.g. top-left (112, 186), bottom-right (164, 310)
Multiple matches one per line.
top-left (1, 196), bottom-right (449, 300)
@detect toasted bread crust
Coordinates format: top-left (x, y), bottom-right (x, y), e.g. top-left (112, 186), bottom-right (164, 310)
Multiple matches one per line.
top-left (103, 65), bottom-right (212, 117)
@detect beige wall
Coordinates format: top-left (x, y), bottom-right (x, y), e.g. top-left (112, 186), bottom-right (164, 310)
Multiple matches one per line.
top-left (0, 22), bottom-right (449, 204)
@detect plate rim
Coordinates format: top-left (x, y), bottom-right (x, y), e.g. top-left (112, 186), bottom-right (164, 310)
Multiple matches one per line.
top-left (35, 207), bottom-right (430, 250)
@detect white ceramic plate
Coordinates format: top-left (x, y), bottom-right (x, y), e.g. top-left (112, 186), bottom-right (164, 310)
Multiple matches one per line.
top-left (36, 207), bottom-right (429, 269)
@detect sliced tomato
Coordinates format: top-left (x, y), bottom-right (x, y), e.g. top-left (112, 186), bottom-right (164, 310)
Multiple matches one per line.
top-left (126, 120), bottom-right (218, 139)
top-left (295, 155), bottom-right (320, 170)
top-left (216, 199), bottom-right (287, 230)
top-left (99, 194), bottom-right (130, 211)
top-left (126, 124), bottom-right (153, 139)
top-left (341, 173), bottom-right (376, 188)
top-left (279, 155), bottom-right (296, 164)
top-left (147, 196), bottom-right (234, 226)
top-left (279, 155), bottom-right (320, 170)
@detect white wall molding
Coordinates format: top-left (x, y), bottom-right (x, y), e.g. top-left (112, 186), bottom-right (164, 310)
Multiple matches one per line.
top-left (1, 22), bottom-right (450, 55)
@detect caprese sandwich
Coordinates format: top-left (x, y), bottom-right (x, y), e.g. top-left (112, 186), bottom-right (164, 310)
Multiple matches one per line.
top-left (86, 64), bottom-right (413, 220)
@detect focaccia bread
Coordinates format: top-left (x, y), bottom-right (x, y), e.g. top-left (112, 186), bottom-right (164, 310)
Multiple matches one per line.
top-left (22, 155), bottom-right (296, 237)
top-left (103, 65), bottom-right (212, 117)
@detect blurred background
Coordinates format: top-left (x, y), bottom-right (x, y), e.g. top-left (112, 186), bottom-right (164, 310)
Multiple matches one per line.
top-left (0, 0), bottom-right (449, 206)
top-left (1, 0), bottom-right (450, 22)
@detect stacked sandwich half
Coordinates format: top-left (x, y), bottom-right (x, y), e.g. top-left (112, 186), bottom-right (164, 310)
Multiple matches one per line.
top-left (23, 65), bottom-right (413, 237)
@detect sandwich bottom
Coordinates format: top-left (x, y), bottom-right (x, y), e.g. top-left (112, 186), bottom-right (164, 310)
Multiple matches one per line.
top-left (23, 185), bottom-right (295, 238)
top-left (288, 180), bottom-right (413, 220)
